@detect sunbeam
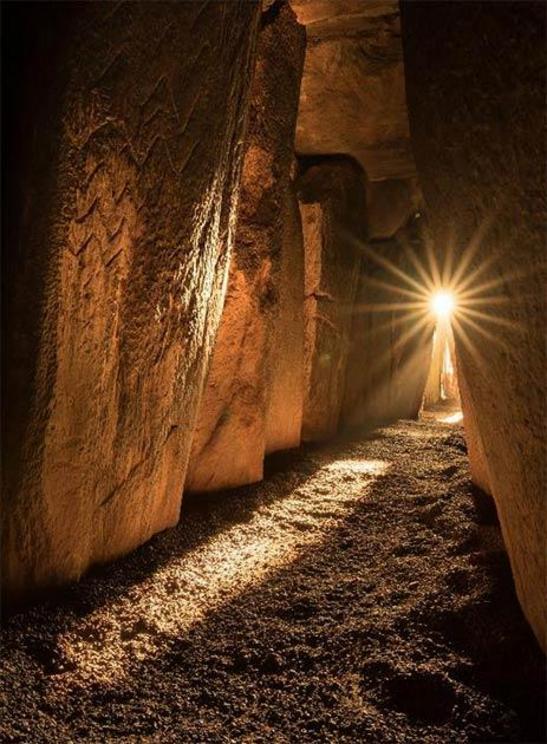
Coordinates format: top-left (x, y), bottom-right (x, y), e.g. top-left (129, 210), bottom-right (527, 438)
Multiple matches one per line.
top-left (54, 456), bottom-right (390, 685)
top-left (349, 215), bottom-right (524, 375)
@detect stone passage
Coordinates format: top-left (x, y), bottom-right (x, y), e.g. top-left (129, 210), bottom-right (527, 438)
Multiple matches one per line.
top-left (2, 0), bottom-right (435, 605)
top-left (2, 0), bottom-right (544, 660)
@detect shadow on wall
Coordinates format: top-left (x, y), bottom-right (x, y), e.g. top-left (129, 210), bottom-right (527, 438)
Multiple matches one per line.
top-left (341, 222), bottom-right (434, 433)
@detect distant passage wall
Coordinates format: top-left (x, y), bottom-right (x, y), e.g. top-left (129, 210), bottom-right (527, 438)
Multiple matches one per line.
top-left (341, 221), bottom-right (433, 432)
top-left (297, 157), bottom-right (367, 441)
top-left (186, 3), bottom-right (306, 492)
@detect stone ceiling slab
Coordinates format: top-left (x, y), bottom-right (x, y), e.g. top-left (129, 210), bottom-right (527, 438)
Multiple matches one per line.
top-left (291, 0), bottom-right (415, 181)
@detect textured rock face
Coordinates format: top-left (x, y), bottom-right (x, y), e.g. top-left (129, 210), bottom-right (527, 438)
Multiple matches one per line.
top-left (401, 1), bottom-right (546, 648)
top-left (341, 229), bottom-right (433, 430)
top-left (265, 179), bottom-right (307, 455)
top-left (2, 2), bottom-right (260, 601)
top-left (367, 178), bottom-right (419, 240)
top-left (297, 158), bottom-right (366, 441)
top-left (186, 4), bottom-right (306, 492)
top-left (457, 365), bottom-right (492, 498)
top-left (291, 0), bottom-right (414, 182)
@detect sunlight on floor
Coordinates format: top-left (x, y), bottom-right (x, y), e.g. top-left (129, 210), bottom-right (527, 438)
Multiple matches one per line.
top-left (325, 459), bottom-right (388, 475)
top-left (64, 457), bottom-right (390, 683)
top-left (440, 411), bottom-right (463, 424)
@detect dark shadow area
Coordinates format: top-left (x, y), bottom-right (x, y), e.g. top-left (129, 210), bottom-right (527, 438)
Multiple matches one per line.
top-left (469, 483), bottom-right (500, 526)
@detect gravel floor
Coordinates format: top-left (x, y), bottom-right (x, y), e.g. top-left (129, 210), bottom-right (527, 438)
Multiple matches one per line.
top-left (1, 413), bottom-right (545, 743)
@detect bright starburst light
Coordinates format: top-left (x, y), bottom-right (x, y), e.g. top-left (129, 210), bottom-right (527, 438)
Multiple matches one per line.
top-left (347, 213), bottom-right (522, 375)
top-left (430, 290), bottom-right (456, 319)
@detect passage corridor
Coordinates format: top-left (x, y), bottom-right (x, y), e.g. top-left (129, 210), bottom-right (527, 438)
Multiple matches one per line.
top-left (1, 414), bottom-right (544, 743)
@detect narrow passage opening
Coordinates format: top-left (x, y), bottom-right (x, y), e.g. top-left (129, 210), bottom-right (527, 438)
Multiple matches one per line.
top-left (422, 290), bottom-right (462, 423)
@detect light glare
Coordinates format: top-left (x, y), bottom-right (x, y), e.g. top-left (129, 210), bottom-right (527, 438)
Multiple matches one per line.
top-left (430, 290), bottom-right (456, 318)
top-left (440, 411), bottom-right (463, 424)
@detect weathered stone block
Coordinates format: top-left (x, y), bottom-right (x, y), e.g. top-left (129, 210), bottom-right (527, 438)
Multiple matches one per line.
top-left (186, 3), bottom-right (306, 492)
top-left (297, 157), bottom-right (367, 441)
top-left (292, 0), bottom-right (414, 181)
top-left (265, 179), bottom-right (307, 455)
top-left (2, 1), bottom-right (260, 601)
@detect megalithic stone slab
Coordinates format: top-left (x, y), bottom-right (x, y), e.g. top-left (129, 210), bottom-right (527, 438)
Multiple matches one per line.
top-left (341, 226), bottom-right (433, 432)
top-left (297, 157), bottom-right (367, 441)
top-left (186, 3), bottom-right (306, 492)
top-left (292, 0), bottom-right (415, 181)
top-left (1, 1), bottom-right (260, 603)
top-left (401, 0), bottom-right (546, 649)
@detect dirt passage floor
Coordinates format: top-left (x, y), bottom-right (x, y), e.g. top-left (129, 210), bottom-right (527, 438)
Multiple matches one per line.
top-left (1, 414), bottom-right (545, 743)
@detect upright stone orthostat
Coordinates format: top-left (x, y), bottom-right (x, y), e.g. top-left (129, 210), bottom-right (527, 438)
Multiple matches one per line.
top-left (457, 365), bottom-right (492, 499)
top-left (401, 0), bottom-right (546, 649)
top-left (2, 1), bottom-right (260, 601)
top-left (297, 157), bottom-right (367, 441)
top-left (186, 3), bottom-right (306, 492)
top-left (265, 173), bottom-right (307, 456)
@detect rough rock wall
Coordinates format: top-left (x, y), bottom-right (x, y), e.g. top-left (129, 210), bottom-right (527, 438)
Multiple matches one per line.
top-left (297, 157), bottom-right (366, 441)
top-left (186, 3), bottom-right (306, 492)
top-left (265, 176), bottom-right (307, 455)
top-left (2, 1), bottom-right (260, 601)
top-left (341, 228), bottom-right (432, 430)
top-left (457, 364), bottom-right (492, 498)
top-left (401, 1), bottom-right (546, 649)
top-left (367, 178), bottom-right (420, 240)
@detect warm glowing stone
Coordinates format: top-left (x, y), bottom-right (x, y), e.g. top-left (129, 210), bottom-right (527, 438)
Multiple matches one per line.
top-left (430, 290), bottom-right (456, 318)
